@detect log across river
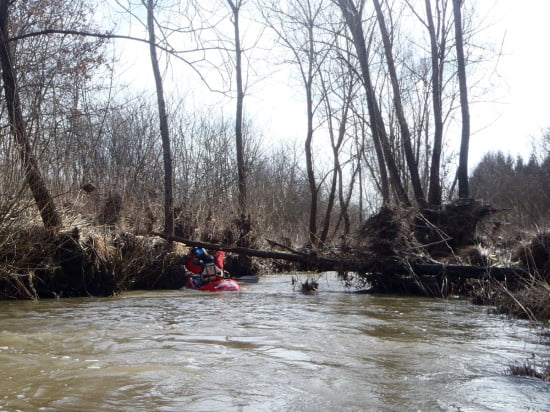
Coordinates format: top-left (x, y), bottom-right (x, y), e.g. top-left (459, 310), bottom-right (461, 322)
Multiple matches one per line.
top-left (155, 232), bottom-right (529, 292)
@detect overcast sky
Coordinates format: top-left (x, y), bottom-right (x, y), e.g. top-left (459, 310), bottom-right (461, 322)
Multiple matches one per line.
top-left (244, 1), bottom-right (550, 166)
top-left (468, 0), bottom-right (550, 163)
top-left (113, 0), bottom-right (550, 167)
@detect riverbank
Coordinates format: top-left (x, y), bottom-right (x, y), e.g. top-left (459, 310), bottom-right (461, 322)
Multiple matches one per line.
top-left (0, 222), bottom-right (265, 300)
top-left (1, 207), bottom-right (549, 312)
top-left (1, 209), bottom-right (548, 382)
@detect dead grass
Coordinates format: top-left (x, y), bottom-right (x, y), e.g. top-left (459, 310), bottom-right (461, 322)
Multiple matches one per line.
top-left (0, 211), bottom-right (190, 299)
top-left (493, 279), bottom-right (550, 321)
top-left (508, 359), bottom-right (550, 381)
top-left (485, 230), bottom-right (550, 321)
top-left (514, 231), bottom-right (550, 280)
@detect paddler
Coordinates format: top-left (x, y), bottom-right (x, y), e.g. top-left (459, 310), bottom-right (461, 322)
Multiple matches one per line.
top-left (185, 247), bottom-right (226, 287)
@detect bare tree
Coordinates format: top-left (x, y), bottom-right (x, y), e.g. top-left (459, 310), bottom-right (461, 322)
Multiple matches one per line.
top-left (424, 0), bottom-right (446, 205)
top-left (0, 0), bottom-right (61, 229)
top-left (453, 0), bottom-right (470, 199)
top-left (317, 40), bottom-right (357, 243)
top-left (335, 0), bottom-right (410, 206)
top-left (372, 0), bottom-right (427, 208)
top-left (261, 0), bottom-right (333, 246)
top-left (402, 0), bottom-right (454, 206)
top-left (112, 0), bottom-right (217, 235)
top-left (226, 0), bottom-right (248, 217)
top-left (144, 0), bottom-right (174, 236)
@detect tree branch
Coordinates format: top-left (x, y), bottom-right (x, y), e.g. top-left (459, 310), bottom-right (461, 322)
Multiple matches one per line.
top-left (8, 28), bottom-right (230, 94)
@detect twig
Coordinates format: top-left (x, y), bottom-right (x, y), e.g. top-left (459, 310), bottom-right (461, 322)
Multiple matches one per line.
top-left (266, 239), bottom-right (307, 255)
top-left (403, 237), bottom-right (453, 251)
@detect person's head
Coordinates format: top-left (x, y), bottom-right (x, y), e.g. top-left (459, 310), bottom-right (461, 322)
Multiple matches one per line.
top-left (193, 247), bottom-right (207, 258)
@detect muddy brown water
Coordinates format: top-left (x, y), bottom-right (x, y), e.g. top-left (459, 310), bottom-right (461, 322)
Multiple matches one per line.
top-left (1, 273), bottom-right (549, 411)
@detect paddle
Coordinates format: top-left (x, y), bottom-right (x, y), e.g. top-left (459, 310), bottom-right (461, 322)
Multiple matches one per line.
top-left (233, 275), bottom-right (259, 283)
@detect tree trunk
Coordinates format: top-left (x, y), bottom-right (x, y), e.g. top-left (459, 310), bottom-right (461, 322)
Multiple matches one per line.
top-left (319, 133), bottom-right (338, 243)
top-left (0, 0), bottom-right (61, 229)
top-left (228, 0), bottom-right (247, 216)
top-left (319, 79), bottom-right (351, 243)
top-left (336, 159), bottom-right (359, 236)
top-left (305, 77), bottom-right (318, 246)
top-left (373, 0), bottom-right (427, 208)
top-left (146, 0), bottom-right (174, 236)
top-left (453, 0), bottom-right (470, 199)
top-left (363, 110), bottom-right (390, 203)
top-left (337, 0), bottom-right (410, 206)
top-left (154, 231), bottom-right (528, 286)
top-left (425, 0), bottom-right (444, 206)
top-left (304, 15), bottom-right (319, 247)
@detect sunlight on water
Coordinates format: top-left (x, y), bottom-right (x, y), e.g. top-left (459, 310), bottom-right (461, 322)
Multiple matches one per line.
top-left (0, 273), bottom-right (548, 411)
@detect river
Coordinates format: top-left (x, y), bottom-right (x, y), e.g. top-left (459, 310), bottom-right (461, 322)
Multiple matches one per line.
top-left (1, 273), bottom-right (548, 411)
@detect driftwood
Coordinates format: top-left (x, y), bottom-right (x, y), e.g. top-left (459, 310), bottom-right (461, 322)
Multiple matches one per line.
top-left (154, 232), bottom-right (529, 284)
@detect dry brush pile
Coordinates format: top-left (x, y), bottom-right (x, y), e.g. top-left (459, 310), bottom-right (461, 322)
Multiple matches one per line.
top-left (1, 200), bottom-right (549, 323)
top-left (327, 203), bottom-right (550, 322)
top-left (0, 217), bottom-right (188, 299)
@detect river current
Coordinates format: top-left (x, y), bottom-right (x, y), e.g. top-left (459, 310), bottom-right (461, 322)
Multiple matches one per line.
top-left (1, 273), bottom-right (548, 411)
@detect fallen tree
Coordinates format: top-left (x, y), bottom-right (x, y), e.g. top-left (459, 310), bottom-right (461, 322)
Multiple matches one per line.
top-left (0, 198), bottom-right (544, 301)
top-left (153, 231), bottom-right (529, 296)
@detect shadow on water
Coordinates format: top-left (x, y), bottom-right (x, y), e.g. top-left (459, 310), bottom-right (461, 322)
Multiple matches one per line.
top-left (1, 273), bottom-right (549, 411)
